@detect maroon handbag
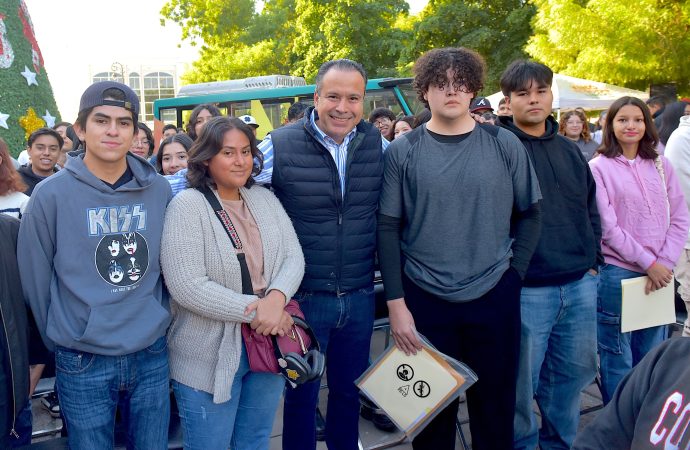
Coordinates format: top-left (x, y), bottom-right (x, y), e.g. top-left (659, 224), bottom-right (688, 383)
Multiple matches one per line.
top-left (241, 299), bottom-right (313, 373)
top-left (196, 187), bottom-right (314, 374)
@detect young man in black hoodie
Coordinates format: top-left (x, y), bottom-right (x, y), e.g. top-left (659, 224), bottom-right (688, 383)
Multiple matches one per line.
top-left (498, 60), bottom-right (603, 450)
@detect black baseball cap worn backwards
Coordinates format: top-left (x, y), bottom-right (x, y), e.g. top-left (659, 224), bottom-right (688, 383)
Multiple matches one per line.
top-left (79, 81), bottom-right (140, 116)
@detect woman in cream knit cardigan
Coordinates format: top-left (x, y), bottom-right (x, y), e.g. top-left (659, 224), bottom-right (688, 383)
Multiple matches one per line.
top-left (161, 117), bottom-right (304, 450)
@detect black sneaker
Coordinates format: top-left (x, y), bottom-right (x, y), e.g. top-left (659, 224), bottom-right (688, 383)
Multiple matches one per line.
top-left (360, 394), bottom-right (397, 432)
top-left (41, 392), bottom-right (60, 418)
top-left (315, 407), bottom-right (326, 441)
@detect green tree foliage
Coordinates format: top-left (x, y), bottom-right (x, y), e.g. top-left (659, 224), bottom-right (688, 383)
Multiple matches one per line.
top-left (527, 0), bottom-right (690, 95)
top-left (290, 0), bottom-right (410, 80)
top-left (0, 0), bottom-right (61, 155)
top-left (404, 0), bottom-right (535, 93)
top-left (162, 0), bottom-right (410, 83)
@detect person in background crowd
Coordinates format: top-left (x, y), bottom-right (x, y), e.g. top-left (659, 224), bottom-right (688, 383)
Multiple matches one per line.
top-left (657, 101), bottom-right (690, 154)
top-left (66, 125), bottom-right (83, 154)
top-left (574, 107), bottom-right (596, 133)
top-left (18, 81), bottom-right (173, 449)
top-left (156, 133), bottom-right (193, 176)
top-left (53, 122), bottom-right (74, 168)
top-left (481, 112), bottom-right (498, 125)
top-left (592, 111), bottom-right (607, 145)
top-left (664, 112), bottom-right (690, 336)
top-left (572, 337), bottom-right (690, 449)
top-left (256, 59), bottom-right (385, 450)
top-left (130, 123), bottom-right (154, 159)
top-left (18, 128), bottom-right (62, 196)
top-left (497, 97), bottom-right (512, 116)
top-left (413, 108), bottom-right (431, 128)
top-left (559, 109), bottom-right (599, 160)
top-left (378, 48), bottom-right (541, 450)
top-left (589, 96), bottom-right (689, 405)
top-left (187, 103), bottom-right (222, 141)
top-left (0, 214), bottom-right (29, 449)
top-left (287, 101), bottom-right (309, 124)
top-left (0, 138), bottom-right (29, 219)
top-left (498, 61), bottom-right (601, 450)
top-left (469, 96), bottom-right (493, 116)
top-left (163, 124), bottom-right (178, 140)
top-left (392, 116), bottom-right (415, 139)
top-left (646, 95), bottom-right (669, 124)
top-left (369, 107), bottom-right (396, 140)
top-left (239, 115), bottom-right (261, 143)
top-left (161, 116), bottom-right (304, 450)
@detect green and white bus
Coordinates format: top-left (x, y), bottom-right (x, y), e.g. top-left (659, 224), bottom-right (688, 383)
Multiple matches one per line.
top-left (152, 75), bottom-right (424, 141)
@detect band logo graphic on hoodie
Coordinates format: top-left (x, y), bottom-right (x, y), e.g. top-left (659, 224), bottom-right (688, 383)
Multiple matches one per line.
top-left (89, 205), bottom-right (149, 287)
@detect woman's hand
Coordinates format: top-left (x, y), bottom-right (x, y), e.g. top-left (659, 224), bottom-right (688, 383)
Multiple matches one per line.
top-left (388, 298), bottom-right (423, 355)
top-left (245, 290), bottom-right (286, 336)
top-left (646, 262), bottom-right (673, 294)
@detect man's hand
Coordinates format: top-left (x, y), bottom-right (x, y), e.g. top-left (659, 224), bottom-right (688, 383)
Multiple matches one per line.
top-left (387, 298), bottom-right (423, 355)
top-left (646, 262), bottom-right (673, 294)
top-left (245, 290), bottom-right (286, 335)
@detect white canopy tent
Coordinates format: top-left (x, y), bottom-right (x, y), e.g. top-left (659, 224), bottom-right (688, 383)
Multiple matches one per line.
top-left (486, 73), bottom-right (649, 114)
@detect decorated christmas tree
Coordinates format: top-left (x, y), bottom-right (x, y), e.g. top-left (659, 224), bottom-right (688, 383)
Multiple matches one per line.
top-left (0, 0), bottom-right (60, 156)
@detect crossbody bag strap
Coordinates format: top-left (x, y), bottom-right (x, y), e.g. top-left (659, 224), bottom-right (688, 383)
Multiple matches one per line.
top-left (198, 186), bottom-right (254, 295)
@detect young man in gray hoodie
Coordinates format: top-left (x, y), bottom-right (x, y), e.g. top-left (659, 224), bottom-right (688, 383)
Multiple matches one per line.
top-left (18, 81), bottom-right (173, 449)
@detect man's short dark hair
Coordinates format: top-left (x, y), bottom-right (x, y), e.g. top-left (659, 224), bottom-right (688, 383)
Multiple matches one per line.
top-left (28, 127), bottom-right (63, 149)
top-left (163, 124), bottom-right (177, 133)
top-left (52, 121), bottom-right (72, 130)
top-left (76, 87), bottom-right (138, 130)
top-left (368, 107), bottom-right (396, 123)
top-left (646, 95), bottom-right (669, 108)
top-left (315, 59), bottom-right (367, 95)
top-left (287, 101), bottom-right (309, 122)
top-left (412, 47), bottom-right (486, 108)
top-left (498, 98), bottom-right (507, 107)
top-left (500, 60), bottom-right (553, 97)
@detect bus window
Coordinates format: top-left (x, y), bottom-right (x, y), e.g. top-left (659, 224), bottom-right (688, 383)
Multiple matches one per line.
top-left (364, 89), bottom-right (404, 118)
top-left (397, 82), bottom-right (427, 115)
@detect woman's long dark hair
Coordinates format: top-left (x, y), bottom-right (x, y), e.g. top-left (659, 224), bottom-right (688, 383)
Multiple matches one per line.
top-left (186, 104), bottom-right (222, 141)
top-left (597, 96), bottom-right (658, 160)
top-left (186, 117), bottom-right (263, 190)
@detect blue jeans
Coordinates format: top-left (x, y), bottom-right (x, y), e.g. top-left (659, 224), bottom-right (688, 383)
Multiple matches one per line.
top-left (597, 264), bottom-right (667, 404)
top-left (513, 272), bottom-right (598, 450)
top-left (55, 336), bottom-right (170, 450)
top-left (172, 346), bottom-right (284, 450)
top-left (283, 286), bottom-right (375, 450)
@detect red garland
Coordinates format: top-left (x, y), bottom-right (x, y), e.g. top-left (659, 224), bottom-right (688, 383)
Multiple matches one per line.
top-left (18, 1), bottom-right (42, 73)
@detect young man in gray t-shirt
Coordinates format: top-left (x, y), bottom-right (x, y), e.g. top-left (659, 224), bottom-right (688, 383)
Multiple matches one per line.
top-left (377, 47), bottom-right (541, 450)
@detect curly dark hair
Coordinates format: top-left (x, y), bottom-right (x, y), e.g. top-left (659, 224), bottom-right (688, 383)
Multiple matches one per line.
top-left (412, 47), bottom-right (486, 108)
top-left (186, 117), bottom-right (263, 190)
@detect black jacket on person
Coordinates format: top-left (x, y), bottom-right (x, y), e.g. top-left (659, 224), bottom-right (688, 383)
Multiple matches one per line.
top-left (0, 215), bottom-right (29, 434)
top-left (269, 108), bottom-right (383, 293)
top-left (18, 165), bottom-right (56, 196)
top-left (499, 115), bottom-right (603, 286)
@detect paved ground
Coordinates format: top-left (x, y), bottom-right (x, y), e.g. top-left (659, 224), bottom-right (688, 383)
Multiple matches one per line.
top-left (30, 325), bottom-right (682, 449)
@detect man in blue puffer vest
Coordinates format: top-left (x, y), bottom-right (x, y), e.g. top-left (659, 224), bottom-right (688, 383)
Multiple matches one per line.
top-left (256, 59), bottom-right (385, 450)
